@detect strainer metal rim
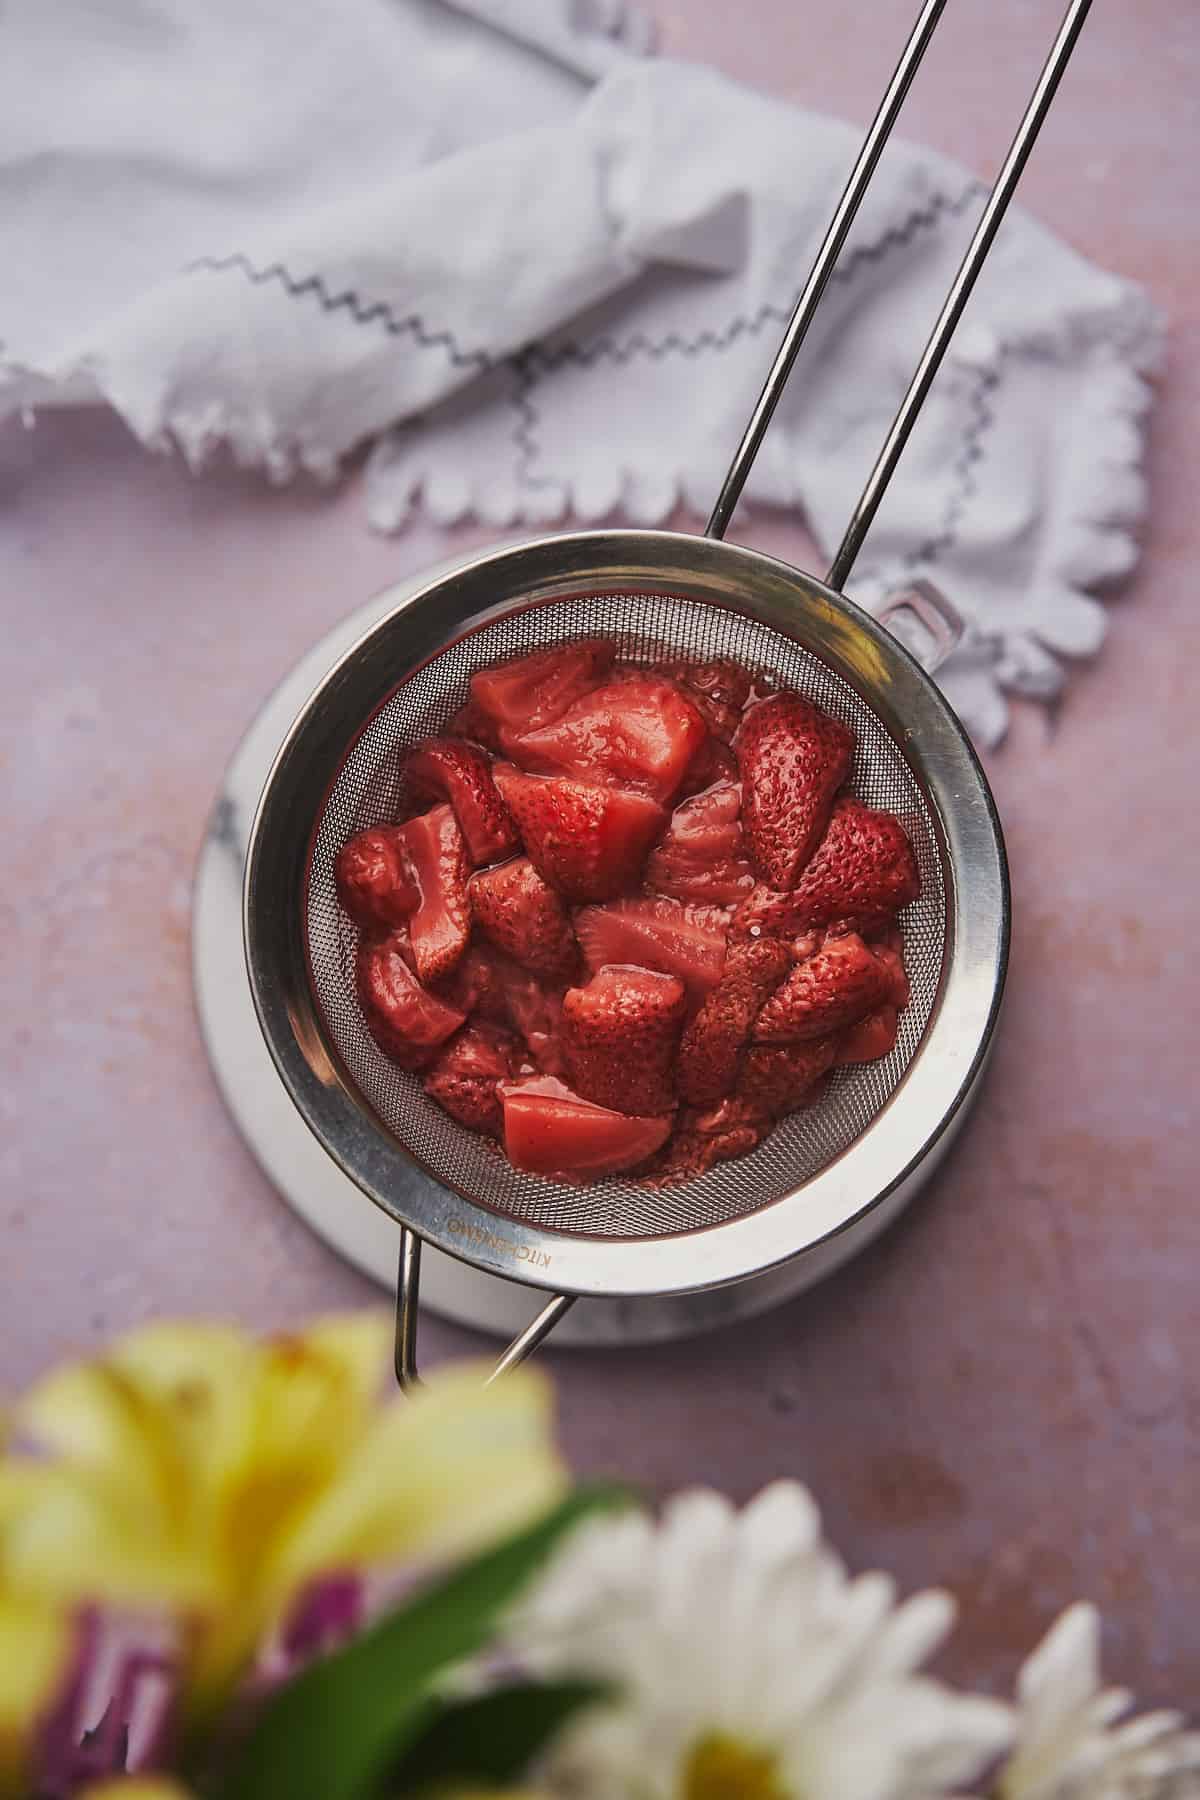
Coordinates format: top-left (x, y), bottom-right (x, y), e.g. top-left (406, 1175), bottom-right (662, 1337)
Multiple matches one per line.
top-left (244, 529), bottom-right (1009, 1300)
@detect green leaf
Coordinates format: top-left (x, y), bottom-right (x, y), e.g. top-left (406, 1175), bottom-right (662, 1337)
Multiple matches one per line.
top-left (214, 1486), bottom-right (624, 1800)
top-left (385, 1679), bottom-right (610, 1794)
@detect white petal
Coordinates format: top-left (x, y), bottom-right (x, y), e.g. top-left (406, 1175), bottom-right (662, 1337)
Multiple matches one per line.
top-left (735, 1480), bottom-right (823, 1561)
top-left (1016, 1603), bottom-right (1101, 1720)
top-left (857, 1589), bottom-right (957, 1680)
top-left (1083, 1686), bottom-right (1134, 1731)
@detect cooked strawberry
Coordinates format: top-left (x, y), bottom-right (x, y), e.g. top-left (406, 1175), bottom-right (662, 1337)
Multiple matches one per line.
top-left (492, 765), bottom-right (664, 904)
top-left (677, 937), bottom-right (793, 1105)
top-left (689, 692), bottom-right (742, 741)
top-left (737, 1038), bottom-right (840, 1114)
top-left (561, 965), bottom-right (686, 1116)
top-left (447, 698), bottom-right (502, 753)
top-left (432, 938), bottom-right (568, 1074)
top-left (752, 932), bottom-right (889, 1043)
top-left (469, 857), bottom-right (577, 978)
top-left (836, 1005), bottom-right (900, 1065)
top-left (693, 1094), bottom-right (772, 1137)
top-left (438, 943), bottom-right (511, 1024)
top-left (335, 826), bottom-right (420, 929)
top-left (732, 798), bottom-right (920, 940)
top-left (508, 673), bottom-right (708, 803)
top-left (664, 658), bottom-right (752, 740)
top-left (494, 961), bottom-right (569, 1075)
top-left (405, 738), bottom-right (517, 866)
top-left (677, 657), bottom-right (752, 711)
top-left (500, 1076), bottom-right (672, 1178)
top-left (642, 1095), bottom-right (770, 1187)
top-left (645, 781), bottom-right (754, 905)
top-left (397, 804), bottom-right (471, 984)
top-left (342, 642), bottom-right (920, 1190)
top-left (735, 693), bottom-right (853, 889)
top-left (423, 1021), bottom-right (520, 1135)
top-left (469, 642), bottom-right (615, 751)
top-left (356, 931), bottom-right (466, 1069)
top-left (865, 923), bottom-right (911, 1008)
top-left (678, 737), bottom-right (740, 798)
top-left (574, 895), bottom-right (729, 1008)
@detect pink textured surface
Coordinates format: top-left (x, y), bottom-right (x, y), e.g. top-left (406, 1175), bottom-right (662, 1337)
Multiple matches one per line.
top-left (3, 0), bottom-right (1198, 1700)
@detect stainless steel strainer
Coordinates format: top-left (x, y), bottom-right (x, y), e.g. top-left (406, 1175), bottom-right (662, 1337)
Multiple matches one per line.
top-left (246, 0), bottom-right (1092, 1382)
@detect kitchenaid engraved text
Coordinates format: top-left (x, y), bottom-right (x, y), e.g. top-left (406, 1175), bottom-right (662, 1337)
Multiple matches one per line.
top-left (447, 1216), bottom-right (552, 1268)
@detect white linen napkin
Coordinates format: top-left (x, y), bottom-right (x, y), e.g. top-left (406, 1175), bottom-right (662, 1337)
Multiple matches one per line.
top-left (0, 0), bottom-right (1162, 741)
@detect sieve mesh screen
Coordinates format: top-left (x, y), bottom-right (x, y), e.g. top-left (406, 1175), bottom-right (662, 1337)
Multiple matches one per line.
top-left (306, 591), bottom-right (946, 1240)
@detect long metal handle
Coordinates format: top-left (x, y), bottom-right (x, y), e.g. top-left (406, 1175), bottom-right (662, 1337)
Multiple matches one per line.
top-left (826, 0), bottom-right (1094, 589)
top-left (705, 0), bottom-right (949, 541)
top-left (393, 1227), bottom-right (576, 1392)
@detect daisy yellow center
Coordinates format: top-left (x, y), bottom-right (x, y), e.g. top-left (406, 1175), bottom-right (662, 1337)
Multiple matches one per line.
top-left (681, 1734), bottom-right (789, 1800)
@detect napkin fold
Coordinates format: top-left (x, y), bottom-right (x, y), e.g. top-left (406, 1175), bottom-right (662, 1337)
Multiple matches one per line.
top-left (0, 0), bottom-right (1162, 741)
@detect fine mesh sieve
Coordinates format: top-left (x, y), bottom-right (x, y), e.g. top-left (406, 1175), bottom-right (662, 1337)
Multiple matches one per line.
top-left (306, 592), bottom-right (946, 1242)
top-left (244, 0), bottom-right (1092, 1379)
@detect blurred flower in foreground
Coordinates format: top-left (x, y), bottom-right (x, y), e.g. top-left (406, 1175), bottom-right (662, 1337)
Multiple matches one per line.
top-left (81, 1783), bottom-right (194, 1800)
top-left (995, 1603), bottom-right (1200, 1800)
top-left (0, 1588), bottom-right (68, 1799)
top-left (513, 1480), bottom-right (1013, 1800)
top-left (1, 1317), bottom-right (563, 1712)
top-left (0, 1423), bottom-right (70, 1800)
top-left (80, 1787), bottom-right (547, 1800)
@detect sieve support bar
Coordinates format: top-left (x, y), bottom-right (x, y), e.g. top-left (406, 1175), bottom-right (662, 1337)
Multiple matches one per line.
top-left (704, 0), bottom-right (948, 543)
top-left (826, 0), bottom-right (1094, 590)
top-left (485, 1294), bottom-right (578, 1384)
top-left (393, 1226), bottom-right (576, 1392)
top-left (394, 1227), bottom-right (423, 1388)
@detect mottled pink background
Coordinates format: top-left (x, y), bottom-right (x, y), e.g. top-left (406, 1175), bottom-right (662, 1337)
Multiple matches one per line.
top-left (3, 0), bottom-right (1198, 1701)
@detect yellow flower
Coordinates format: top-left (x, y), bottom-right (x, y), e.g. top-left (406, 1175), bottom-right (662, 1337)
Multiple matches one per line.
top-left (79, 1788), bottom-right (549, 1800)
top-left (81, 1783), bottom-right (196, 1800)
top-left (0, 1422), bottom-right (71, 1800)
top-left (0, 1591), bottom-right (68, 1800)
top-left (2, 1316), bottom-right (564, 1711)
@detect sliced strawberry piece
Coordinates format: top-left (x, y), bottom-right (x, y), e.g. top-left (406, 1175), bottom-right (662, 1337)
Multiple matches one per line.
top-left (677, 736), bottom-right (739, 799)
top-left (652, 664), bottom-right (743, 749)
top-left (562, 965), bottom-right (686, 1116)
top-left (737, 1038), bottom-right (840, 1115)
top-left (677, 938), bottom-right (793, 1106)
top-left (447, 698), bottom-right (503, 753)
top-left (493, 959), bottom-right (569, 1075)
top-left (836, 1005), bottom-right (900, 1065)
top-left (645, 781), bottom-right (755, 906)
top-left (335, 826), bottom-right (420, 930)
top-left (574, 895), bottom-right (729, 1008)
top-left (732, 798), bottom-right (921, 940)
top-left (641, 1095), bottom-right (770, 1188)
top-left (469, 642), bottom-right (615, 751)
top-left (508, 673), bottom-right (708, 803)
top-left (735, 693), bottom-right (854, 889)
top-left (438, 943), bottom-right (511, 1024)
top-left (672, 657), bottom-right (752, 712)
top-left (356, 931), bottom-right (466, 1069)
top-left (500, 1075), bottom-right (672, 1178)
top-left (468, 857), bottom-right (577, 979)
top-left (492, 764), bottom-right (664, 904)
top-left (752, 932), bottom-right (889, 1043)
top-left (864, 923), bottom-right (911, 1008)
top-left (435, 941), bottom-right (569, 1074)
top-left (395, 804), bottom-right (471, 984)
top-left (684, 691), bottom-right (742, 741)
top-left (423, 1021), bottom-right (520, 1135)
top-left (664, 658), bottom-right (752, 741)
top-left (405, 738), bottom-right (517, 866)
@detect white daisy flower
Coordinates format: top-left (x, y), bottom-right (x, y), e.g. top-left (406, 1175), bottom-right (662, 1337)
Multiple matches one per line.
top-left (513, 1480), bottom-right (1013, 1800)
top-left (996, 1603), bottom-right (1200, 1800)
